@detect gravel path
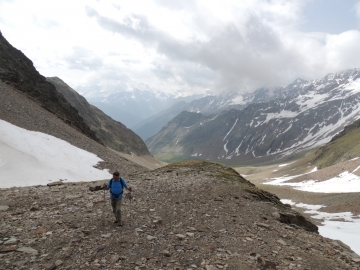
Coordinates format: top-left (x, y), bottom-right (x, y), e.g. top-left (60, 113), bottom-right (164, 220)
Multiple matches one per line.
top-left (1, 161), bottom-right (359, 269)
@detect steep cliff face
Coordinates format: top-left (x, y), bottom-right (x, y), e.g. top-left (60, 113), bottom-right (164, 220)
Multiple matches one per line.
top-left (47, 77), bottom-right (150, 155)
top-left (0, 31), bottom-right (101, 144)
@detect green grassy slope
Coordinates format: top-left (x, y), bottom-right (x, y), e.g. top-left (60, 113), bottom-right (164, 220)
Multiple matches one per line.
top-left (313, 118), bottom-right (360, 168)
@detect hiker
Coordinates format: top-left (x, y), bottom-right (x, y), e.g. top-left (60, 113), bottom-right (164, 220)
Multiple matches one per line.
top-left (103, 171), bottom-right (132, 226)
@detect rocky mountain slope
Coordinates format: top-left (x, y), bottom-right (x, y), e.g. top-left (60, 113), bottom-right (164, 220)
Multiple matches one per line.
top-left (313, 117), bottom-right (360, 168)
top-left (133, 101), bottom-right (191, 140)
top-left (47, 77), bottom-right (150, 156)
top-left (86, 89), bottom-right (205, 128)
top-left (147, 69), bottom-right (360, 165)
top-left (0, 31), bottom-right (100, 144)
top-left (133, 85), bottom-right (302, 140)
top-left (89, 101), bottom-right (144, 130)
top-left (0, 31), bottom-right (152, 177)
top-left (179, 83), bottom-right (306, 116)
top-left (2, 161), bottom-right (359, 269)
top-left (0, 79), bottom-right (146, 176)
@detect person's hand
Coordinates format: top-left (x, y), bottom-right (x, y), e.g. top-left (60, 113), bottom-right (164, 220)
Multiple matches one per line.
top-left (128, 187), bottom-right (132, 192)
top-left (102, 183), bottom-right (107, 189)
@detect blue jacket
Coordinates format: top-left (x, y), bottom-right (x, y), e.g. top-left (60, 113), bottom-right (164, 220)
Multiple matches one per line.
top-left (107, 178), bottom-right (128, 199)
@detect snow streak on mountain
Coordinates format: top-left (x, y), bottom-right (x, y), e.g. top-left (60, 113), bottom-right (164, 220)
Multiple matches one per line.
top-left (147, 69), bottom-right (360, 164)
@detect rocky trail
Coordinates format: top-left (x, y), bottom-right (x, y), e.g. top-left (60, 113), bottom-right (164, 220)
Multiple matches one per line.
top-left (1, 161), bottom-right (360, 270)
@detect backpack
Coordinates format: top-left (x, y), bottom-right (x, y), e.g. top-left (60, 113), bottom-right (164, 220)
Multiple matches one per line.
top-left (109, 178), bottom-right (124, 199)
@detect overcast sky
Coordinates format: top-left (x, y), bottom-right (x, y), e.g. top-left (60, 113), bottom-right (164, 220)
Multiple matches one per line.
top-left (1, 0), bottom-right (360, 97)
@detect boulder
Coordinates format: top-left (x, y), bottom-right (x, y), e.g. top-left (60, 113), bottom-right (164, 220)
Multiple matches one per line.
top-left (278, 211), bottom-right (318, 233)
top-left (17, 247), bottom-right (38, 255)
top-left (47, 181), bottom-right (64, 186)
top-left (0, 205), bottom-right (9, 211)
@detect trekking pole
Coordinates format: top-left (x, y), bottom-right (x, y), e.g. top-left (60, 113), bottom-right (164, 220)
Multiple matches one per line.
top-left (103, 186), bottom-right (106, 203)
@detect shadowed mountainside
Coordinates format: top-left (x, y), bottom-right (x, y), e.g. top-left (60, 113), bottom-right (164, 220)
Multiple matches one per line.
top-left (0, 31), bottom-right (101, 144)
top-left (147, 70), bottom-right (360, 165)
top-left (47, 77), bottom-right (150, 156)
top-left (132, 101), bottom-right (188, 140)
top-left (0, 79), bottom-right (147, 176)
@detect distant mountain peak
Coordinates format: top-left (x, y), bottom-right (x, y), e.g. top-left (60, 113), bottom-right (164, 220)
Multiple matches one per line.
top-left (147, 68), bottom-right (360, 165)
top-left (290, 78), bottom-right (308, 85)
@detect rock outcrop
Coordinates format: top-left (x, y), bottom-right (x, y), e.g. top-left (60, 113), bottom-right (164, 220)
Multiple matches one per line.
top-left (46, 77), bottom-right (150, 156)
top-left (0, 31), bottom-right (101, 144)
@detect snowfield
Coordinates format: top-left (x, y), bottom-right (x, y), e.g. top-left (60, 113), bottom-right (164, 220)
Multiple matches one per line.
top-left (282, 199), bottom-right (360, 255)
top-left (265, 169), bottom-right (360, 193)
top-left (0, 120), bottom-right (111, 188)
top-left (263, 157), bottom-right (360, 255)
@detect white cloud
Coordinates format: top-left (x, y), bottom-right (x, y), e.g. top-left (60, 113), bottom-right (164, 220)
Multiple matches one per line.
top-left (1, 0), bottom-right (360, 96)
top-left (355, 1), bottom-right (360, 28)
top-left (356, 1), bottom-right (360, 16)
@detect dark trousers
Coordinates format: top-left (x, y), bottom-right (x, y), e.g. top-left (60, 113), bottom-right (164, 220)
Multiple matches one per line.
top-left (111, 198), bottom-right (122, 221)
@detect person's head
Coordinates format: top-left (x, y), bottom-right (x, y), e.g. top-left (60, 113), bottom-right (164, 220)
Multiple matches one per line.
top-left (113, 171), bottom-right (120, 180)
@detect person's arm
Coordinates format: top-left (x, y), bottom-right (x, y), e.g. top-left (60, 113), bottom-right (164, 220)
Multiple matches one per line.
top-left (122, 178), bottom-right (132, 191)
top-left (102, 180), bottom-right (110, 190)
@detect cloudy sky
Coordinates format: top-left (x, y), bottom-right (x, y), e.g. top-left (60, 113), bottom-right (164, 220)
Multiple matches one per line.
top-left (1, 0), bottom-right (360, 97)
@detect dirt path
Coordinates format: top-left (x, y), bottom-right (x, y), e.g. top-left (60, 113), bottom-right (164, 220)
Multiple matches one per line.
top-left (1, 161), bottom-right (359, 269)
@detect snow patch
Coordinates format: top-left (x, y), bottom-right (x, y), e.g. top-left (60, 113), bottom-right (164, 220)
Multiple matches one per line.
top-left (281, 199), bottom-right (360, 255)
top-left (296, 171), bottom-right (360, 193)
top-left (352, 165), bottom-right (360, 173)
top-left (224, 141), bottom-right (229, 155)
top-left (266, 170), bottom-right (360, 193)
top-left (223, 118), bottom-right (238, 141)
top-left (231, 95), bottom-right (246, 105)
top-left (0, 120), bottom-right (111, 188)
top-left (343, 78), bottom-right (360, 95)
top-left (263, 110), bottom-right (299, 124)
top-left (279, 163), bottom-right (293, 167)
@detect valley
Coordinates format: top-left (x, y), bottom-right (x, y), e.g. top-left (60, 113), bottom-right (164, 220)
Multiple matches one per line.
top-left (147, 69), bottom-right (360, 165)
top-left (235, 151), bottom-right (360, 255)
top-left (2, 20), bottom-right (360, 269)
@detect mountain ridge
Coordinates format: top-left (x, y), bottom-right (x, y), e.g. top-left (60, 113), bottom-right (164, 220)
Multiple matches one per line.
top-left (147, 69), bottom-right (360, 164)
top-left (47, 77), bottom-right (150, 156)
top-left (0, 31), bottom-right (101, 144)
top-left (0, 31), bottom-right (152, 177)
top-left (134, 78), bottom-right (315, 140)
top-left (86, 89), bottom-right (207, 128)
